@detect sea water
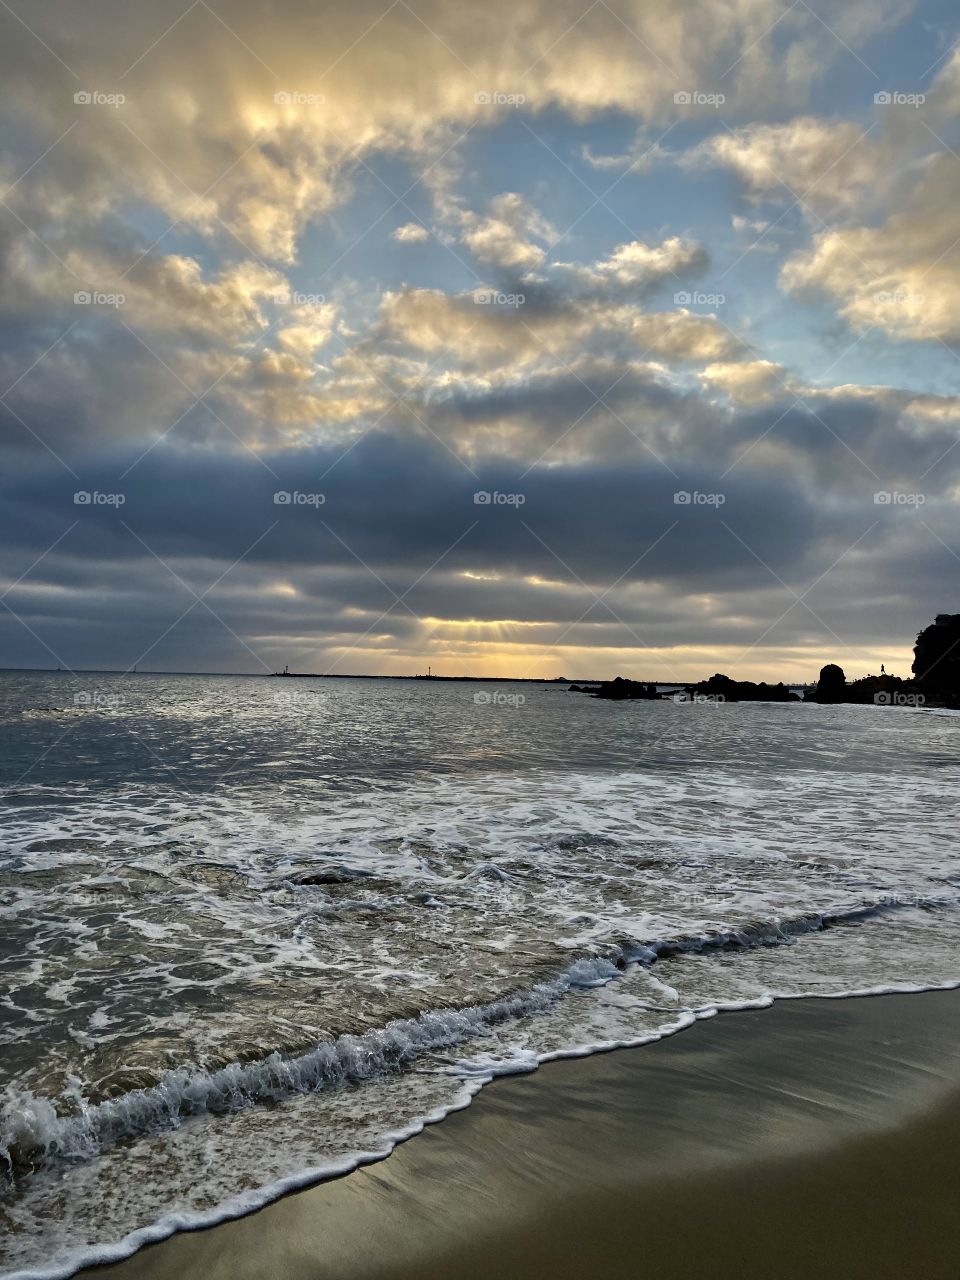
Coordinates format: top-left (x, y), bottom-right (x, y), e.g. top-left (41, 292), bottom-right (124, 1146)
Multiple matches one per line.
top-left (0, 671), bottom-right (958, 1277)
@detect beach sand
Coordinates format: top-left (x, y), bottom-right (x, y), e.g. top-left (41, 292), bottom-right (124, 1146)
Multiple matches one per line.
top-left (86, 989), bottom-right (960, 1280)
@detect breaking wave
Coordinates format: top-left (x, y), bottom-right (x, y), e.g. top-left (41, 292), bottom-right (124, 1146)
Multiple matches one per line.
top-left (4, 897), bottom-right (946, 1179)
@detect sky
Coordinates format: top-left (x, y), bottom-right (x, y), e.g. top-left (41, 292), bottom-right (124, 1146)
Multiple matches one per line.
top-left (1, 0), bottom-right (959, 681)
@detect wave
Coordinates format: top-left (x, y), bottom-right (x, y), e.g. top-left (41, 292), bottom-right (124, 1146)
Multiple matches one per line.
top-left (3, 894), bottom-right (948, 1180)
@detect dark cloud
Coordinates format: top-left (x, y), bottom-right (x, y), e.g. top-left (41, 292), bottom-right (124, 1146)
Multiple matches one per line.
top-left (1, 423), bottom-right (952, 674)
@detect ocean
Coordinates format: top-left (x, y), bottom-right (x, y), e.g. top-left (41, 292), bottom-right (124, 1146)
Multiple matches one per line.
top-left (1, 670), bottom-right (958, 1278)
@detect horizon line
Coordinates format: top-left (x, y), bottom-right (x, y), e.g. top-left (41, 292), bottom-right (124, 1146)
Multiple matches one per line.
top-left (0, 666), bottom-right (824, 686)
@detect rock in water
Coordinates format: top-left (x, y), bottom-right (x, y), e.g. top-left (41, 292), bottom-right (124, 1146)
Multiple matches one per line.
top-left (805, 663), bottom-right (847, 703)
top-left (593, 677), bottom-right (663, 700)
top-left (681, 673), bottom-right (800, 703)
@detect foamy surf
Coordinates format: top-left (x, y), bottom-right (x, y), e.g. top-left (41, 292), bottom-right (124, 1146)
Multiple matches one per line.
top-left (3, 897), bottom-right (949, 1177)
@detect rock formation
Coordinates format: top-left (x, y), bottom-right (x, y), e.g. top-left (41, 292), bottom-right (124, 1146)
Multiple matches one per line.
top-left (805, 663), bottom-right (847, 703)
top-left (679, 673), bottom-right (800, 703)
top-left (592, 677), bottom-right (662, 700)
top-left (913, 613), bottom-right (960, 706)
top-left (805, 664), bottom-right (921, 706)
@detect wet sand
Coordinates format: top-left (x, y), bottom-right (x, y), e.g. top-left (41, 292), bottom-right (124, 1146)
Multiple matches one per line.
top-left (88, 989), bottom-right (960, 1280)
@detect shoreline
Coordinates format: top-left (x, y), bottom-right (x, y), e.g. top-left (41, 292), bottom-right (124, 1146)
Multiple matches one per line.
top-left (83, 987), bottom-right (960, 1280)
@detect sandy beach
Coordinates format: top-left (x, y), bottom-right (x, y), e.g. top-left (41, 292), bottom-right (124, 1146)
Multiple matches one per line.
top-left (84, 988), bottom-right (960, 1280)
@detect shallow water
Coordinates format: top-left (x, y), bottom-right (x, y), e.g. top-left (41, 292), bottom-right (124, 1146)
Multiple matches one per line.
top-left (1, 671), bottom-right (958, 1277)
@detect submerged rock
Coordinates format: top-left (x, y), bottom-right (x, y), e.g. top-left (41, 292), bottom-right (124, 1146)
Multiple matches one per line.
top-left (289, 865), bottom-right (376, 887)
top-left (178, 863), bottom-right (251, 892)
top-left (463, 862), bottom-right (512, 882)
top-left (554, 832), bottom-right (619, 850)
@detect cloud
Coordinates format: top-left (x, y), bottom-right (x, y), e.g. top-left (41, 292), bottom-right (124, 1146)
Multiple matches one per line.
top-left (556, 236), bottom-right (708, 296)
top-left (689, 118), bottom-right (885, 211)
top-left (460, 193), bottom-right (556, 272)
top-left (580, 131), bottom-right (671, 172)
top-left (2, 403), bottom-right (953, 679)
top-left (373, 285), bottom-right (744, 372)
top-left (392, 223), bottom-right (431, 243)
top-left (781, 152), bottom-right (960, 343)
top-left (276, 299), bottom-right (338, 359)
top-left (0, 0), bottom-right (918, 277)
top-left (700, 359), bottom-right (790, 404)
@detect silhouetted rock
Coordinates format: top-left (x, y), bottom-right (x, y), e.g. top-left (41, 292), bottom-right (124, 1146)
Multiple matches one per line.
top-left (805, 664), bottom-right (925, 707)
top-left (583, 612), bottom-right (960, 711)
top-left (593, 677), bottom-right (663, 700)
top-left (913, 613), bottom-right (960, 706)
top-left (805, 663), bottom-right (847, 703)
top-left (843, 673), bottom-right (910, 705)
top-left (680, 673), bottom-right (800, 703)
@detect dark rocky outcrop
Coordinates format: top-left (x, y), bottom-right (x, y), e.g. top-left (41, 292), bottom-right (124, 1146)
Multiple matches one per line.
top-left (679, 673), bottom-right (800, 703)
top-left (805, 664), bottom-right (922, 707)
top-left (806, 608), bottom-right (960, 706)
top-left (592, 677), bottom-right (663, 700)
top-left (586, 673), bottom-right (799, 702)
top-left (913, 613), bottom-right (960, 707)
top-left (580, 613), bottom-right (960, 708)
top-left (806, 663), bottom-right (847, 703)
